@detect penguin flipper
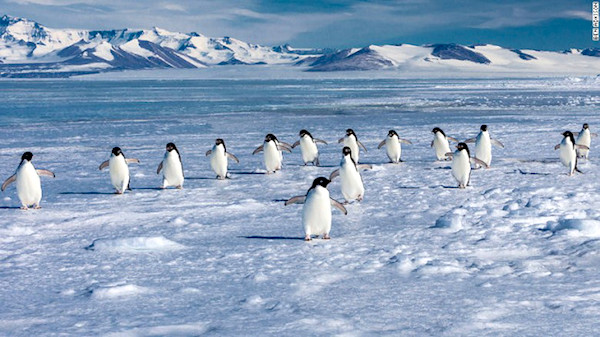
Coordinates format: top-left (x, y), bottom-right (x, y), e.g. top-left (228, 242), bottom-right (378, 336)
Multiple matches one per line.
top-left (284, 195), bottom-right (306, 206)
top-left (576, 144), bottom-right (590, 150)
top-left (279, 141), bottom-right (294, 148)
top-left (329, 169), bottom-right (340, 181)
top-left (447, 136), bottom-right (458, 143)
top-left (470, 157), bottom-right (490, 169)
top-left (491, 139), bottom-right (505, 148)
top-left (36, 169), bottom-right (55, 178)
top-left (205, 150), bottom-right (212, 156)
top-left (377, 140), bottom-right (386, 149)
top-left (445, 152), bottom-right (454, 158)
top-left (591, 132), bottom-right (598, 138)
top-left (277, 144), bottom-right (293, 153)
top-left (157, 162), bottom-right (163, 174)
top-left (357, 164), bottom-right (373, 170)
top-left (399, 138), bottom-right (412, 145)
top-left (314, 139), bottom-right (328, 145)
top-left (226, 152), bottom-right (240, 163)
top-left (252, 145), bottom-right (264, 155)
top-left (554, 144), bottom-right (561, 150)
top-left (1, 174), bottom-right (16, 191)
top-left (357, 140), bottom-right (368, 153)
top-left (338, 137), bottom-right (345, 143)
top-left (430, 140), bottom-right (434, 148)
top-left (126, 158), bottom-right (140, 164)
top-left (464, 138), bottom-right (476, 143)
top-left (330, 198), bottom-right (347, 215)
top-left (99, 160), bottom-right (110, 170)
top-left (291, 140), bottom-right (300, 148)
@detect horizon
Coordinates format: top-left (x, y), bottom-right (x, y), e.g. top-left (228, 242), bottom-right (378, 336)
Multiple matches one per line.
top-left (1, 1), bottom-right (597, 51)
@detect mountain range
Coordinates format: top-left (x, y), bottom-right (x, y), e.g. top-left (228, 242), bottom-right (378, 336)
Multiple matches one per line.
top-left (1, 15), bottom-right (600, 77)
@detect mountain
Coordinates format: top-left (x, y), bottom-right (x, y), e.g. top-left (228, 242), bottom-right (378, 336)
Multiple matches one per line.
top-left (304, 43), bottom-right (600, 73)
top-left (2, 15), bottom-right (600, 77)
top-left (0, 15), bottom-right (315, 77)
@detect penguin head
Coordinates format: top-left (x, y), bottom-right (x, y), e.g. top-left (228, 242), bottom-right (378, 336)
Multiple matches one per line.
top-left (265, 134), bottom-right (277, 142)
top-left (388, 130), bottom-right (398, 137)
top-left (480, 125), bottom-right (488, 131)
top-left (21, 152), bottom-right (33, 162)
top-left (166, 142), bottom-right (177, 152)
top-left (345, 129), bottom-right (355, 136)
top-left (111, 147), bottom-right (122, 156)
top-left (562, 131), bottom-right (575, 144)
top-left (215, 138), bottom-right (224, 146)
top-left (432, 127), bottom-right (445, 136)
top-left (310, 177), bottom-right (331, 189)
top-left (456, 142), bottom-right (469, 151)
top-left (342, 146), bottom-right (352, 156)
top-left (299, 129), bottom-right (311, 138)
top-left (583, 123), bottom-right (589, 130)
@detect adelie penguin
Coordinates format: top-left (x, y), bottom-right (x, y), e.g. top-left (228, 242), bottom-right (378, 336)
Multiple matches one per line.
top-left (555, 131), bottom-right (588, 176)
top-left (2, 152), bottom-right (55, 210)
top-left (329, 146), bottom-right (372, 203)
top-left (291, 129), bottom-right (327, 166)
top-left (445, 143), bottom-right (489, 189)
top-left (431, 127), bottom-right (458, 161)
top-left (464, 125), bottom-right (504, 167)
top-left (377, 129), bottom-right (412, 163)
top-left (574, 123), bottom-right (598, 159)
top-left (206, 138), bottom-right (239, 179)
top-left (285, 177), bottom-right (347, 241)
top-left (157, 142), bottom-right (184, 188)
top-left (338, 129), bottom-right (367, 163)
top-left (252, 134), bottom-right (292, 173)
top-left (99, 147), bottom-right (140, 194)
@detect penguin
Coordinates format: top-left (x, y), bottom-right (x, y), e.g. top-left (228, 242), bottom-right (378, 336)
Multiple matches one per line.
top-left (205, 138), bottom-right (239, 179)
top-left (329, 146), bottom-right (372, 203)
top-left (1, 152), bottom-right (55, 210)
top-left (445, 143), bottom-right (489, 188)
top-left (99, 147), bottom-right (140, 194)
top-left (157, 142), bottom-right (184, 188)
top-left (377, 130), bottom-right (412, 163)
top-left (431, 127), bottom-right (458, 161)
top-left (555, 131), bottom-right (588, 176)
top-left (574, 123), bottom-right (598, 159)
top-left (252, 134), bottom-right (292, 173)
top-left (464, 125), bottom-right (504, 167)
top-left (338, 129), bottom-right (367, 163)
top-left (285, 177), bottom-right (347, 241)
top-left (291, 129), bottom-right (327, 166)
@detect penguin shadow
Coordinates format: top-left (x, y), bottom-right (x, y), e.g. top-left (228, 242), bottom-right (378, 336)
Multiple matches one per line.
top-left (0, 206), bottom-right (21, 209)
top-left (133, 187), bottom-right (165, 191)
top-left (509, 169), bottom-right (552, 176)
top-left (428, 185), bottom-right (460, 189)
top-left (272, 199), bottom-right (288, 202)
top-left (240, 235), bottom-right (306, 241)
top-left (59, 191), bottom-right (118, 195)
top-left (185, 176), bottom-right (218, 180)
top-left (229, 171), bottom-right (267, 175)
top-left (396, 186), bottom-right (421, 189)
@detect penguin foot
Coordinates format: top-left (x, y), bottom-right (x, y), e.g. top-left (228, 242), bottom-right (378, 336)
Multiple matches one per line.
top-left (323, 234), bottom-right (330, 240)
top-left (34, 205), bottom-right (41, 209)
top-left (304, 236), bottom-right (311, 241)
top-left (20, 206), bottom-right (28, 210)
top-left (176, 185), bottom-right (183, 189)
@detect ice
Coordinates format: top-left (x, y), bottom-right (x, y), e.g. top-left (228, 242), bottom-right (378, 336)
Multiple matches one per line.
top-left (0, 70), bottom-right (599, 335)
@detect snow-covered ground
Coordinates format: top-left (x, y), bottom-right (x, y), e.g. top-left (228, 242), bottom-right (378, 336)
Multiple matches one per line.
top-left (1, 69), bottom-right (600, 336)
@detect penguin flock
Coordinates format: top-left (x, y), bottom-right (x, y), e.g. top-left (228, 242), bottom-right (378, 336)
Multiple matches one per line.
top-left (1, 123), bottom-right (597, 240)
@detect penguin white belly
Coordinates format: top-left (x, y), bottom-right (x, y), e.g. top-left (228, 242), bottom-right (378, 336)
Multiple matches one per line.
top-left (576, 130), bottom-right (591, 158)
top-left (162, 152), bottom-right (184, 187)
top-left (434, 135), bottom-right (451, 160)
top-left (16, 163), bottom-right (42, 206)
top-left (109, 156), bottom-right (130, 192)
top-left (302, 187), bottom-right (332, 237)
top-left (210, 147), bottom-right (228, 178)
top-left (451, 151), bottom-right (471, 187)
top-left (559, 144), bottom-right (576, 174)
top-left (339, 160), bottom-right (364, 201)
top-left (475, 133), bottom-right (492, 166)
top-left (300, 137), bottom-right (318, 164)
top-left (386, 136), bottom-right (401, 163)
top-left (344, 137), bottom-right (360, 163)
top-left (264, 142), bottom-right (282, 172)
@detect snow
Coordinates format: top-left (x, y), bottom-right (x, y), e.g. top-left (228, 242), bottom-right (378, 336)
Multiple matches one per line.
top-left (0, 70), bottom-right (599, 335)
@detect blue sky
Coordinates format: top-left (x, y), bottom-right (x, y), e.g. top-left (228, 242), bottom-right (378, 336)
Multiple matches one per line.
top-left (2, 0), bottom-right (596, 50)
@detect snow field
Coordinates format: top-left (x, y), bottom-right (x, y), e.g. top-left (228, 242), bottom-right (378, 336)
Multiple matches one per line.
top-left (0, 74), bottom-right (599, 335)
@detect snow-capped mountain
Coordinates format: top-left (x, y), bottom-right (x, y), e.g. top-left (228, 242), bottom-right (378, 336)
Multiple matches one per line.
top-left (0, 15), bottom-right (313, 77)
top-left (302, 43), bottom-right (600, 73)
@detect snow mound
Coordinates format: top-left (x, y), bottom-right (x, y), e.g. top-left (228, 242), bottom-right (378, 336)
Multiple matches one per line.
top-left (545, 219), bottom-right (600, 237)
top-left (91, 284), bottom-right (152, 300)
top-left (104, 323), bottom-right (210, 337)
top-left (86, 236), bottom-right (185, 252)
top-left (432, 208), bottom-right (466, 232)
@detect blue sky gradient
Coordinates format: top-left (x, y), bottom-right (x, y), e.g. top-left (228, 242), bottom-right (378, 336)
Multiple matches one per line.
top-left (2, 0), bottom-right (597, 50)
